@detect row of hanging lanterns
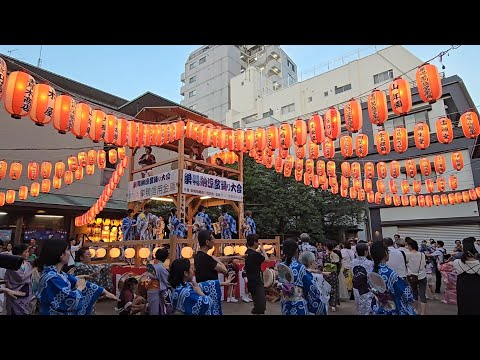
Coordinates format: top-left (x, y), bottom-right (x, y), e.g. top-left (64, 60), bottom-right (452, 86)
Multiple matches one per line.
top-left (74, 156), bottom-right (129, 226)
top-left (208, 151), bottom-right (239, 165)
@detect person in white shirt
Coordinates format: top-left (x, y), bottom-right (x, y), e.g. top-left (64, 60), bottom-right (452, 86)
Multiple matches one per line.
top-left (340, 241), bottom-right (356, 296)
top-left (66, 237), bottom-right (83, 270)
top-left (383, 237), bottom-right (407, 280)
top-left (428, 240), bottom-right (447, 293)
top-left (406, 240), bottom-right (427, 315)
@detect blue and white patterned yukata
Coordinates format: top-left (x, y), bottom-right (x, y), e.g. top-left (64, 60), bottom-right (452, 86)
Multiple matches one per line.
top-left (221, 212), bottom-right (236, 239)
top-left (121, 217), bottom-right (136, 241)
top-left (243, 216), bottom-right (256, 238)
top-left (171, 279), bottom-right (222, 315)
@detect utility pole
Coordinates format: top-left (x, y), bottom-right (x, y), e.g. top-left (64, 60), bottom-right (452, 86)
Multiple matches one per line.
top-left (37, 45), bottom-right (43, 68)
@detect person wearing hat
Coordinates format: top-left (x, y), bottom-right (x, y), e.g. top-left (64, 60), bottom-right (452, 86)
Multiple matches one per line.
top-left (138, 146), bottom-right (156, 178)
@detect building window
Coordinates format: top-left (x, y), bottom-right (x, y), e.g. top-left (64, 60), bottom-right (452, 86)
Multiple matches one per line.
top-left (393, 117), bottom-right (405, 128)
top-left (324, 91), bottom-right (328, 97)
top-left (288, 74), bottom-right (295, 86)
top-left (281, 103), bottom-right (295, 115)
top-left (241, 66), bottom-right (246, 73)
top-left (199, 56), bottom-right (206, 65)
top-left (242, 115), bottom-right (257, 124)
top-left (189, 62), bottom-right (196, 70)
top-left (287, 59), bottom-right (296, 72)
top-left (189, 89), bottom-right (196, 98)
top-left (241, 82), bottom-right (244, 86)
top-left (189, 75), bottom-right (197, 84)
top-left (373, 69), bottom-right (393, 84)
top-left (308, 96), bottom-right (313, 102)
top-left (334, 83), bottom-right (352, 95)
top-left (189, 104), bottom-right (197, 110)
top-left (233, 121), bottom-right (240, 129)
top-left (262, 109), bottom-right (273, 118)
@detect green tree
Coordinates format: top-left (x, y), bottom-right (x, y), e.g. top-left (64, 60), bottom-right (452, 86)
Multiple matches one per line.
top-left (243, 156), bottom-right (365, 243)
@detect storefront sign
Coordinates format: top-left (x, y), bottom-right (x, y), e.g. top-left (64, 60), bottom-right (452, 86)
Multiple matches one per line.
top-left (182, 170), bottom-right (243, 202)
top-left (127, 170), bottom-right (178, 202)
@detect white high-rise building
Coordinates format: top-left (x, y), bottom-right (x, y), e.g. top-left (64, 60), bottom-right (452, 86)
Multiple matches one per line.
top-left (180, 45), bottom-right (297, 124)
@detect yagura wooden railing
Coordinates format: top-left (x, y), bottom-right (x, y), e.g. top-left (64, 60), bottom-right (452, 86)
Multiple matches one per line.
top-left (89, 236), bottom-right (281, 267)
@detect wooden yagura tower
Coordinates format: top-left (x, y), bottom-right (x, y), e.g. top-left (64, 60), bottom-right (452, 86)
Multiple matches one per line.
top-left (127, 106), bottom-right (245, 238)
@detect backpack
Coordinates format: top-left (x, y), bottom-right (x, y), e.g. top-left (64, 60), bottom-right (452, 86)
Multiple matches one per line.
top-left (352, 265), bottom-right (369, 295)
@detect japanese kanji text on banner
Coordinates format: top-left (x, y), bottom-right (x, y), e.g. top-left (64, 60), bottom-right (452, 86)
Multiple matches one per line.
top-left (183, 170), bottom-right (243, 202)
top-left (128, 170), bottom-right (179, 202)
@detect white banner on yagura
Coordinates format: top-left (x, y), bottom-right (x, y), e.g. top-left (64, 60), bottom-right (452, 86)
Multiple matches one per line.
top-left (182, 169), bottom-right (243, 202)
top-left (127, 170), bottom-right (179, 202)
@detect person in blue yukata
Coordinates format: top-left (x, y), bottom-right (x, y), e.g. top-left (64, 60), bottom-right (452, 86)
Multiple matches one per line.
top-left (195, 205), bottom-right (213, 232)
top-left (121, 209), bottom-right (136, 241)
top-left (369, 240), bottom-right (416, 315)
top-left (34, 238), bottom-right (117, 315)
top-left (278, 238), bottom-right (327, 316)
top-left (168, 208), bottom-right (184, 259)
top-left (220, 206), bottom-right (237, 239)
top-left (168, 258), bottom-right (235, 315)
top-left (242, 210), bottom-right (256, 239)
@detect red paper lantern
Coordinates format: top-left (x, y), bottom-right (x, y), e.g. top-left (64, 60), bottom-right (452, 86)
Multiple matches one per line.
top-left (449, 175), bottom-right (458, 190)
top-left (367, 192), bottom-right (375, 203)
top-left (30, 182), bottom-right (40, 197)
top-left (266, 126), bottom-right (279, 150)
top-left (278, 147), bottom-right (289, 160)
top-left (304, 173), bottom-right (313, 186)
top-left (341, 176), bottom-right (350, 189)
top-left (440, 194), bottom-right (449, 206)
top-left (353, 178), bottom-right (362, 190)
top-left (308, 113), bottom-right (324, 144)
top-left (72, 103), bottom-right (92, 139)
top-left (4, 71), bottom-right (36, 119)
top-left (77, 152), bottom-right (88, 167)
top-left (53, 176), bottom-right (62, 189)
top-left (0, 161), bottom-right (6, 180)
top-left (9, 162), bottom-right (22, 180)
top-left (418, 195), bottom-right (425, 207)
top-left (53, 95), bottom-right (76, 134)
top-left (340, 135), bottom-right (353, 158)
top-left (323, 138), bottom-right (335, 159)
top-left (18, 186), bottom-right (28, 201)
top-left (390, 161), bottom-right (400, 178)
top-left (435, 118), bottom-right (453, 144)
top-left (425, 195), bottom-right (433, 207)
top-left (97, 150), bottom-right (106, 169)
top-left (6, 190), bottom-right (15, 204)
top-left (305, 159), bottom-right (315, 175)
top-left (74, 168), bottom-right (84, 181)
top-left (329, 176), bottom-right (338, 188)
top-left (469, 189), bottom-right (478, 201)
top-left (376, 180), bottom-right (386, 193)
top-left (295, 170), bottom-right (303, 182)
top-left (331, 184), bottom-right (339, 194)
top-left (393, 127), bottom-right (408, 153)
top-left (341, 162), bottom-right (351, 178)
top-left (405, 159), bottom-right (417, 178)
top-left (413, 179), bottom-right (422, 194)
top-left (28, 162), bottom-right (40, 181)
top-left (127, 121), bottom-right (138, 148)
top-left (279, 124), bottom-right (292, 150)
top-left (389, 77), bottom-right (412, 116)
top-left (460, 111), bottom-right (480, 139)
top-left (455, 192), bottom-right (463, 204)
top-left (316, 160), bottom-right (325, 176)
top-left (355, 134), bottom-right (369, 158)
top-left (389, 179), bottom-right (398, 194)
top-left (115, 118), bottom-right (128, 147)
top-left (349, 187), bottom-right (358, 199)
top-left (308, 140), bottom-right (320, 159)
top-left (0, 58), bottom-right (6, 101)
top-left (41, 179), bottom-right (51, 193)
top-left (358, 189), bottom-right (366, 202)
top-left (448, 193), bottom-right (456, 205)
top-left (384, 193), bottom-right (392, 206)
top-left (175, 120), bottom-right (184, 141)
top-left (433, 195), bottom-right (441, 206)
top-left (375, 130), bottom-right (391, 156)
top-left (30, 84), bottom-right (56, 126)
top-left (409, 195), bottom-right (417, 207)
top-left (419, 158), bottom-right (431, 177)
top-left (368, 90), bottom-right (388, 126)
top-left (88, 109), bottom-right (105, 143)
top-left (243, 129), bottom-right (255, 151)
top-left (416, 63), bottom-right (442, 104)
top-left (103, 114), bottom-right (118, 144)
top-left (218, 129), bottom-right (227, 149)
top-left (401, 179), bottom-right (410, 194)
top-left (86, 164), bottom-right (95, 176)
top-left (376, 162), bottom-right (387, 179)
top-left (425, 178), bottom-right (435, 193)
top-left (364, 162), bottom-right (375, 179)
top-left (344, 98), bottom-right (363, 133)
top-left (402, 195), bottom-right (409, 207)
top-left (326, 161), bottom-right (336, 177)
top-left (451, 152), bottom-right (464, 171)
top-left (295, 145), bottom-right (306, 159)
top-left (109, 149), bottom-right (118, 164)
top-left (364, 179), bottom-right (373, 193)
top-left (226, 129), bottom-right (235, 151)
top-left (64, 171), bottom-right (73, 185)
top-left (87, 150), bottom-right (96, 166)
top-left (143, 124), bottom-right (152, 147)
top-left (434, 155), bottom-right (446, 174)
top-left (312, 175), bottom-right (320, 189)
top-left (41, 162), bottom-right (52, 179)
top-left (55, 162), bottom-right (65, 178)
top-left (437, 177), bottom-right (446, 192)
top-left (324, 107), bottom-right (341, 140)
top-left (284, 155), bottom-right (294, 173)
top-left (414, 122), bottom-right (430, 150)
top-left (117, 147), bottom-right (126, 161)
top-left (351, 162), bottom-right (361, 179)
top-left (293, 119), bottom-right (307, 147)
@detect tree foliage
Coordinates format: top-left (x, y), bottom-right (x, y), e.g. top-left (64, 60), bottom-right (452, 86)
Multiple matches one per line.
top-left (243, 156), bottom-right (365, 242)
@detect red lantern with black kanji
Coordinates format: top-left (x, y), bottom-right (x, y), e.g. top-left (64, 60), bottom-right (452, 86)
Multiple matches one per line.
top-left (9, 162), bottom-right (22, 180)
top-left (389, 179), bottom-right (398, 194)
top-left (364, 162), bottom-right (374, 179)
top-left (267, 126), bottom-right (279, 150)
top-left (86, 150), bottom-right (96, 166)
top-left (279, 123), bottom-right (293, 150)
top-left (316, 160), bottom-right (325, 176)
top-left (389, 77), bottom-right (412, 116)
top-left (358, 189), bottom-right (366, 202)
top-left (30, 182), bottom-right (40, 197)
top-left (41, 162), bottom-right (52, 179)
top-left (243, 129), bottom-right (255, 151)
top-left (295, 145), bottom-right (306, 159)
top-left (41, 179), bottom-right (51, 193)
top-left (304, 173), bottom-right (313, 186)
top-left (367, 192), bottom-right (375, 204)
top-left (86, 164), bottom-right (95, 176)
top-left (368, 90), bottom-right (388, 126)
top-left (405, 159), bottom-right (417, 178)
top-left (393, 127), bottom-right (408, 153)
top-left (293, 119), bottom-right (307, 147)
top-left (349, 187), bottom-right (357, 199)
top-left (0, 161), bottom-right (6, 180)
top-left (97, 150), bottom-right (106, 169)
top-left (419, 158), bottom-right (431, 177)
top-left (437, 177), bottom-right (446, 192)
top-left (441, 194), bottom-right (449, 206)
top-left (418, 195), bottom-right (425, 207)
top-left (64, 171), bottom-right (73, 185)
top-left (341, 162), bottom-right (351, 178)
top-left (78, 152), bottom-right (87, 168)
top-left (401, 179), bottom-right (410, 194)
top-left (390, 161), bottom-right (400, 178)
top-left (353, 178), bottom-right (362, 190)
top-left (117, 147), bottom-right (126, 161)
top-left (448, 193), bottom-right (456, 205)
top-left (344, 98), bottom-right (363, 133)
top-left (364, 179), bottom-right (373, 193)
top-left (341, 176), bottom-right (349, 189)
top-left (143, 124), bottom-right (152, 147)
top-left (355, 134), bottom-right (369, 158)
top-left (409, 195), bottom-right (417, 207)
top-left (312, 175), bottom-right (320, 189)
top-left (18, 186), bottom-right (28, 201)
top-left (414, 122), bottom-right (430, 150)
top-left (6, 190), bottom-right (15, 204)
top-left (340, 135), bottom-right (353, 158)
top-left (425, 195), bottom-right (433, 207)
top-left (0, 58), bottom-right (6, 101)
top-left (331, 184), bottom-right (339, 194)
top-left (235, 129), bottom-right (244, 151)
top-left (53, 95), bottom-right (75, 134)
top-left (295, 170), bottom-right (303, 182)
top-left (425, 178), bottom-right (435, 193)
top-left (216, 129), bottom-right (226, 149)
top-left (308, 140), bottom-right (320, 159)
top-left (351, 162), bottom-right (361, 179)
top-left (376, 180), bottom-right (386, 193)
top-left (305, 159), bottom-right (314, 175)
top-left (460, 111), bottom-right (480, 139)
top-left (284, 155), bottom-right (294, 173)
top-left (469, 189), bottom-right (478, 201)
top-left (52, 176), bottom-right (62, 189)
top-left (385, 193), bottom-right (393, 206)
top-left (416, 63), bottom-right (442, 104)
top-left (323, 138), bottom-right (335, 159)
top-left (455, 192), bottom-right (463, 204)
top-left (376, 162), bottom-right (387, 179)
top-left (74, 167), bottom-right (84, 181)
top-left (376, 130), bottom-right (391, 156)
top-left (318, 175), bottom-right (327, 186)
top-left (4, 71), bottom-right (36, 119)
top-left (30, 84), bottom-right (56, 126)
top-left (28, 162), bottom-right (39, 181)
top-left (54, 162), bottom-right (65, 179)
top-left (434, 155), bottom-right (446, 174)
top-left (341, 186), bottom-right (349, 198)
top-left (72, 103), bottom-right (91, 139)
top-left (451, 152), bottom-right (464, 171)
top-left (89, 109), bottom-right (105, 143)
top-left (127, 121), bottom-right (137, 148)
top-left (329, 176), bottom-right (338, 188)
top-left (436, 118), bottom-right (453, 144)
top-left (109, 149), bottom-right (117, 164)
top-left (226, 129), bottom-right (234, 151)
top-left (413, 179), bottom-right (422, 194)
top-left (433, 195), bottom-right (441, 206)
top-left (324, 107), bottom-right (341, 140)
top-left (279, 147), bottom-right (289, 160)
top-left (402, 195), bottom-right (409, 207)
top-left (449, 175), bottom-right (458, 190)
top-left (308, 113), bottom-right (324, 145)
top-left (104, 114), bottom-right (118, 144)
top-left (115, 118), bottom-right (128, 147)
top-left (326, 161), bottom-right (336, 177)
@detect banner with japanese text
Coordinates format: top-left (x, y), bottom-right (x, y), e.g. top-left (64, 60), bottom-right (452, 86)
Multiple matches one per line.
top-left (127, 170), bottom-right (178, 202)
top-left (182, 170), bottom-right (243, 202)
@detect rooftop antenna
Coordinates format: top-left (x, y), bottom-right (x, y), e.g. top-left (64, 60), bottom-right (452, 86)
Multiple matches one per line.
top-left (37, 45), bottom-right (43, 68)
top-left (7, 49), bottom-right (19, 57)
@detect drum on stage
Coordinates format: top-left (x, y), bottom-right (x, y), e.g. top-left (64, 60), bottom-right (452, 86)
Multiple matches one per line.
top-left (263, 268), bottom-right (277, 288)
